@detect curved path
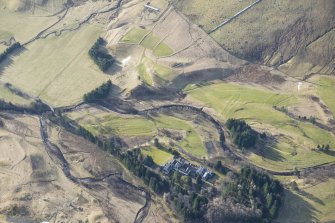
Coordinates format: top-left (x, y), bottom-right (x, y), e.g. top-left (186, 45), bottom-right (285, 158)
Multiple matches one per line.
top-left (1, 95), bottom-right (335, 178)
top-left (77, 102), bottom-right (335, 176)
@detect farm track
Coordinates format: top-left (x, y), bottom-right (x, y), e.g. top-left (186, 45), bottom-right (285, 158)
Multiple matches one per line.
top-left (38, 116), bottom-right (151, 223)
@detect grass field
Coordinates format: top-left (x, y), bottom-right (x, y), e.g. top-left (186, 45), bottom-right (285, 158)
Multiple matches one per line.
top-left (121, 27), bottom-right (149, 44)
top-left (278, 179), bottom-right (335, 222)
top-left (68, 109), bottom-right (157, 138)
top-left (121, 27), bottom-right (173, 57)
top-left (67, 108), bottom-right (207, 157)
top-left (0, 83), bottom-right (32, 105)
top-left (137, 63), bottom-right (154, 86)
top-left (317, 76), bottom-right (335, 117)
top-left (153, 115), bottom-right (207, 157)
top-left (0, 30), bottom-right (12, 42)
top-left (143, 57), bottom-right (176, 81)
top-left (1, 25), bottom-right (110, 107)
top-left (136, 57), bottom-right (176, 85)
top-left (173, 0), bottom-right (254, 32)
top-left (141, 146), bottom-right (173, 165)
top-left (185, 82), bottom-right (335, 170)
top-left (0, 9), bottom-right (58, 43)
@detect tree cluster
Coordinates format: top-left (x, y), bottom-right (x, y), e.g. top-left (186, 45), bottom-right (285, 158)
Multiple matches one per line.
top-left (51, 114), bottom-right (282, 223)
top-left (0, 42), bottom-right (21, 63)
top-left (89, 37), bottom-right (114, 72)
top-left (154, 138), bottom-right (180, 158)
top-left (83, 80), bottom-right (112, 102)
top-left (226, 118), bottom-right (258, 148)
top-left (119, 149), bottom-right (169, 193)
top-left (214, 160), bottom-right (229, 174)
top-left (58, 119), bottom-right (169, 194)
top-left (167, 170), bottom-right (208, 220)
top-left (316, 144), bottom-right (330, 152)
top-left (0, 99), bottom-right (50, 114)
top-left (209, 166), bottom-right (284, 222)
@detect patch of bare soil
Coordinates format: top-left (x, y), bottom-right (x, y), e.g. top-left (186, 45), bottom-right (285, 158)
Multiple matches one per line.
top-left (159, 128), bottom-right (186, 141)
top-left (0, 113), bottom-right (149, 222)
top-left (227, 64), bottom-right (286, 85)
top-left (104, 1), bottom-right (249, 99)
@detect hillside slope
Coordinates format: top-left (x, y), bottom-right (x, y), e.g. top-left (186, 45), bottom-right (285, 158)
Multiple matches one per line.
top-left (174, 0), bottom-right (335, 77)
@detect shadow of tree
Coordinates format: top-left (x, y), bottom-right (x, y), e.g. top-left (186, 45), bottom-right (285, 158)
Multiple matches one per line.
top-left (297, 190), bottom-right (325, 205)
top-left (250, 137), bottom-right (286, 162)
top-left (277, 189), bottom-right (320, 223)
top-left (105, 60), bottom-right (123, 75)
top-left (0, 46), bottom-right (26, 74)
top-left (324, 150), bottom-right (335, 156)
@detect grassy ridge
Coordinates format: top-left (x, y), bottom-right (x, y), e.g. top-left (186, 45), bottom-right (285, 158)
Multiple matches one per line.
top-left (317, 76), bottom-right (335, 117)
top-left (173, 0), bottom-right (254, 32)
top-left (185, 82), bottom-right (335, 170)
top-left (142, 146), bottom-right (173, 165)
top-left (121, 27), bottom-right (173, 57)
top-left (153, 115), bottom-right (207, 157)
top-left (278, 179), bottom-right (335, 222)
top-left (81, 114), bottom-right (157, 137)
top-left (67, 108), bottom-right (207, 157)
top-left (137, 57), bottom-right (176, 85)
top-left (137, 63), bottom-right (154, 86)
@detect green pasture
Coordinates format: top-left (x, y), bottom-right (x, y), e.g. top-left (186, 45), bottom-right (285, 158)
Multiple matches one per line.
top-left (317, 76), bottom-right (335, 117)
top-left (278, 179), bottom-right (335, 222)
top-left (153, 115), bottom-right (207, 157)
top-left (185, 82), bottom-right (335, 170)
top-left (67, 108), bottom-right (207, 157)
top-left (121, 27), bottom-right (173, 57)
top-left (1, 25), bottom-right (110, 107)
top-left (68, 110), bottom-right (157, 137)
top-left (141, 146), bottom-right (173, 165)
top-left (137, 63), bottom-right (154, 86)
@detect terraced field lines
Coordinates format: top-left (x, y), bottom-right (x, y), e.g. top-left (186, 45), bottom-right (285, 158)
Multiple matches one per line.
top-left (185, 82), bottom-right (335, 170)
top-left (103, 115), bottom-right (157, 137)
top-left (68, 110), bottom-right (157, 138)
